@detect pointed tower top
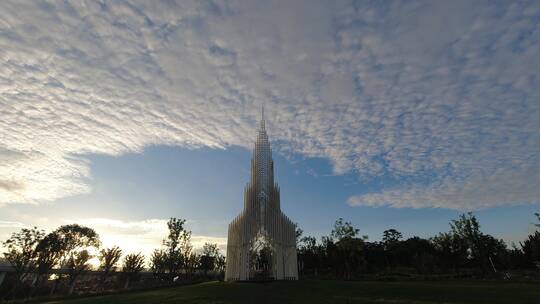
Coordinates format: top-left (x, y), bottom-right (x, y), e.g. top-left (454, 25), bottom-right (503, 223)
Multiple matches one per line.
top-left (260, 104), bottom-right (265, 131)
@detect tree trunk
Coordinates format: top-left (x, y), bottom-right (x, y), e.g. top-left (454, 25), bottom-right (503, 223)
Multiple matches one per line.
top-left (98, 274), bottom-right (107, 291)
top-left (68, 280), bottom-right (76, 295)
top-left (124, 277), bottom-right (130, 289)
top-left (0, 272), bottom-right (7, 300)
top-left (10, 279), bottom-right (20, 299)
top-left (31, 274), bottom-right (46, 298)
top-left (50, 278), bottom-right (59, 296)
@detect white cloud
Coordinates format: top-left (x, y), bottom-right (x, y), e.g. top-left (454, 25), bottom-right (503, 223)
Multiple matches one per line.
top-left (0, 1), bottom-right (538, 210)
top-left (348, 168), bottom-right (540, 210)
top-left (0, 220), bottom-right (26, 229)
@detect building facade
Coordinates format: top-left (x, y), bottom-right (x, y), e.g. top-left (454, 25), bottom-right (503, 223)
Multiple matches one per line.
top-left (225, 109), bottom-right (298, 281)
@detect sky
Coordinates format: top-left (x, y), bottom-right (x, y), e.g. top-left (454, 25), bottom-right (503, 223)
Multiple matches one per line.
top-left (1, 0), bottom-right (540, 258)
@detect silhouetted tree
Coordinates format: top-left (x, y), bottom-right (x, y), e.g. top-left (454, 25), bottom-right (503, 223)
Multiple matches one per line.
top-left (163, 218), bottom-right (187, 280)
top-left (65, 250), bottom-right (92, 295)
top-left (518, 212), bottom-right (540, 269)
top-left (327, 218), bottom-right (367, 279)
top-left (382, 228), bottom-right (403, 268)
top-left (331, 218), bottom-right (360, 240)
top-left (216, 252), bottom-right (226, 274)
top-left (298, 235), bottom-right (322, 276)
top-left (98, 246), bottom-right (122, 288)
top-left (363, 241), bottom-right (386, 273)
top-left (249, 236), bottom-right (273, 280)
top-left (295, 224), bottom-right (304, 250)
top-left (34, 232), bottom-right (64, 294)
top-left (122, 253), bottom-right (145, 289)
top-left (199, 243), bottom-right (224, 277)
top-left (400, 237), bottom-right (437, 273)
top-left (149, 249), bottom-right (168, 280)
top-left (53, 225), bottom-right (100, 295)
top-left (521, 232), bottom-right (540, 268)
top-left (382, 228), bottom-right (403, 247)
top-left (180, 230), bottom-right (198, 277)
top-left (432, 231), bottom-right (468, 272)
top-left (382, 229), bottom-right (403, 247)
top-left (2, 227), bottom-right (44, 298)
top-left (431, 213), bottom-right (506, 273)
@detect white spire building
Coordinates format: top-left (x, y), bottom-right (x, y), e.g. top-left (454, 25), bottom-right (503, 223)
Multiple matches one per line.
top-left (225, 107), bottom-right (298, 281)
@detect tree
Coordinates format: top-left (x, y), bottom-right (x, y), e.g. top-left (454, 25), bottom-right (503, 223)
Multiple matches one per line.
top-left (249, 235), bottom-right (273, 280)
top-left (98, 246), bottom-right (123, 288)
top-left (163, 218), bottom-right (186, 279)
top-left (295, 224), bottom-right (304, 250)
top-left (297, 235), bottom-right (322, 276)
top-left (519, 213), bottom-right (540, 269)
top-left (2, 227), bottom-right (45, 298)
top-left (149, 249), bottom-right (168, 280)
top-left (363, 241), bottom-right (386, 273)
top-left (521, 231), bottom-right (540, 268)
top-left (215, 253), bottom-right (226, 274)
top-left (431, 231), bottom-right (468, 271)
top-left (51, 224), bottom-right (101, 295)
top-left (199, 243), bottom-right (224, 277)
top-left (327, 218), bottom-right (366, 279)
top-left (65, 250), bottom-right (92, 295)
top-left (122, 253), bottom-right (145, 289)
top-left (179, 230), bottom-right (197, 277)
top-left (184, 251), bottom-right (200, 278)
top-left (55, 224), bottom-right (101, 256)
top-left (299, 236), bottom-right (317, 251)
top-left (382, 229), bottom-right (403, 269)
top-left (164, 218), bottom-right (186, 254)
top-left (432, 213), bottom-right (506, 273)
top-left (399, 237), bottom-right (437, 273)
top-left (451, 213), bottom-right (508, 271)
top-left (449, 213), bottom-right (482, 260)
top-left (330, 218), bottom-right (359, 241)
top-left (34, 232), bottom-right (64, 293)
top-left (382, 229), bottom-right (403, 247)
top-left (199, 254), bottom-right (213, 276)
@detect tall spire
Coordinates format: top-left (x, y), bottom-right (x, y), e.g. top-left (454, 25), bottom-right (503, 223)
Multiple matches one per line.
top-left (225, 100), bottom-right (298, 282)
top-left (260, 104), bottom-right (265, 131)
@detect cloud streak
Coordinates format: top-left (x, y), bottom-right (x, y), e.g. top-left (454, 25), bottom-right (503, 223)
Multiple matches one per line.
top-left (0, 1), bottom-right (539, 210)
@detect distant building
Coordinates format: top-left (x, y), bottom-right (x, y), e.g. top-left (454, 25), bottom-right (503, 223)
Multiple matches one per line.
top-left (225, 107), bottom-right (298, 281)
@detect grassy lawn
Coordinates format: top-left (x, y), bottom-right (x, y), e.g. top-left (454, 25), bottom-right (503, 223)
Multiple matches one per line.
top-left (42, 280), bottom-right (540, 304)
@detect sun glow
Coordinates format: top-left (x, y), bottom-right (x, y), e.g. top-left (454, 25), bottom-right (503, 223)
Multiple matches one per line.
top-left (67, 218), bottom-right (227, 268)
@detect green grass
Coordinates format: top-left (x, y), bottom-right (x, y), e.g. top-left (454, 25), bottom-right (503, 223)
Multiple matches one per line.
top-left (42, 280), bottom-right (540, 304)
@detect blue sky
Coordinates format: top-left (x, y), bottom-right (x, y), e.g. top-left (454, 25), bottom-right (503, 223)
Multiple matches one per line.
top-left (0, 0), bottom-right (539, 256)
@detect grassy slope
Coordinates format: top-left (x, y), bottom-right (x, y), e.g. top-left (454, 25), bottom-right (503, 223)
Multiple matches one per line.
top-left (43, 280), bottom-right (539, 304)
